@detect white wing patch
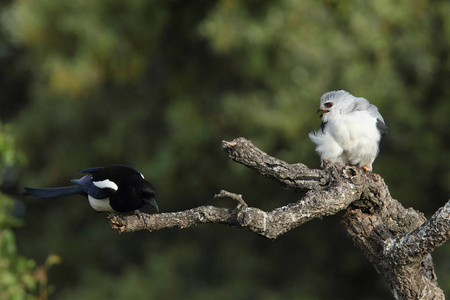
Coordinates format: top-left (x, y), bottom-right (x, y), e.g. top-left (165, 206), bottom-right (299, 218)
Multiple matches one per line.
top-left (88, 195), bottom-right (116, 212)
top-left (92, 179), bottom-right (118, 191)
top-left (140, 173), bottom-right (145, 179)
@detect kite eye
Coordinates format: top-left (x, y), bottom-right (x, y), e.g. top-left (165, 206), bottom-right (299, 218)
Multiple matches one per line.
top-left (325, 102), bottom-right (333, 108)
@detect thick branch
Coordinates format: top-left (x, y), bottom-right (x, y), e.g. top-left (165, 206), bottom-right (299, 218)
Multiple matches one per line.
top-left (222, 138), bottom-right (327, 192)
top-left (110, 138), bottom-right (371, 237)
top-left (384, 198), bottom-right (450, 264)
top-left (108, 137), bottom-right (413, 240)
top-left (109, 136), bottom-right (447, 299)
top-left (342, 197), bottom-right (444, 299)
top-left (110, 184), bottom-right (361, 238)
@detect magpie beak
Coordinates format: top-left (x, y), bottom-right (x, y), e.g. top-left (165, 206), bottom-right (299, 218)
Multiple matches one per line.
top-left (146, 197), bottom-right (159, 213)
top-left (317, 107), bottom-right (329, 118)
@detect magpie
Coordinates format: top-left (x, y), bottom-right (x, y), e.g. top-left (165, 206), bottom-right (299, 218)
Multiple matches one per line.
top-left (22, 165), bottom-right (159, 214)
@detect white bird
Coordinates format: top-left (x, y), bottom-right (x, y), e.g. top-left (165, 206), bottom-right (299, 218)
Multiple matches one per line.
top-left (309, 90), bottom-right (387, 172)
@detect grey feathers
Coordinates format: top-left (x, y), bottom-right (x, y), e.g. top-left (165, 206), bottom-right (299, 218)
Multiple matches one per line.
top-left (309, 90), bottom-right (387, 171)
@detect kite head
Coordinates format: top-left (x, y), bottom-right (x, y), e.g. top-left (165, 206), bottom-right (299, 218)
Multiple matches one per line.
top-left (316, 90), bottom-right (366, 118)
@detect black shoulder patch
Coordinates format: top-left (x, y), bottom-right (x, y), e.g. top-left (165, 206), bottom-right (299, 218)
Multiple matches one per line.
top-left (376, 119), bottom-right (388, 138)
top-left (376, 119), bottom-right (388, 156)
top-left (320, 121), bottom-right (327, 133)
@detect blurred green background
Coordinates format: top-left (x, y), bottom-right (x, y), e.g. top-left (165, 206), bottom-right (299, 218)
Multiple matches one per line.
top-left (1, 0), bottom-right (450, 299)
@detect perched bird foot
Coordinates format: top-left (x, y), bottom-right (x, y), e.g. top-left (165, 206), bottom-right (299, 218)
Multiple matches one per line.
top-left (362, 165), bottom-right (371, 172)
top-left (321, 157), bottom-right (331, 168)
top-left (134, 209), bottom-right (150, 229)
top-left (108, 214), bottom-right (127, 233)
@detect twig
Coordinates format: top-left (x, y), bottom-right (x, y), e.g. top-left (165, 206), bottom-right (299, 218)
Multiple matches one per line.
top-left (214, 190), bottom-right (248, 209)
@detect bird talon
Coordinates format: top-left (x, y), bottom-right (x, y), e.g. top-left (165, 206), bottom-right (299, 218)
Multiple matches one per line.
top-left (134, 209), bottom-right (150, 229)
top-left (108, 214), bottom-right (127, 233)
top-left (362, 165), bottom-right (371, 172)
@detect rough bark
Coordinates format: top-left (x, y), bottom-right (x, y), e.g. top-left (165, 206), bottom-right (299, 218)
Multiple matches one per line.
top-left (109, 137), bottom-right (448, 299)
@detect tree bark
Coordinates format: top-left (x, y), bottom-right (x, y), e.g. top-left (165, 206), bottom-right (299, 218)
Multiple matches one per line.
top-left (109, 137), bottom-right (448, 299)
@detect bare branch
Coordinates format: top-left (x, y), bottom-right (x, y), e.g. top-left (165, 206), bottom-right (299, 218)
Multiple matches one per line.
top-left (342, 198), bottom-right (444, 299)
top-left (109, 206), bottom-right (237, 233)
top-left (109, 138), bottom-right (376, 238)
top-left (222, 138), bottom-right (327, 192)
top-left (384, 198), bottom-right (450, 265)
top-left (108, 136), bottom-right (448, 299)
top-left (110, 180), bottom-right (362, 238)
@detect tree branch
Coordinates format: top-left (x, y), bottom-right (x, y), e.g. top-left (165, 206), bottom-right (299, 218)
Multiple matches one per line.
top-left (342, 201), bottom-right (443, 299)
top-left (110, 180), bottom-right (361, 239)
top-left (384, 198), bottom-right (450, 264)
top-left (109, 137), bottom-right (447, 299)
top-left (109, 138), bottom-right (370, 238)
top-left (221, 138), bottom-right (327, 192)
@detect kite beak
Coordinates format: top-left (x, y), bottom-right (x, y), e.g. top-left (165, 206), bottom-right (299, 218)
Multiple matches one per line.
top-left (317, 107), bottom-right (329, 118)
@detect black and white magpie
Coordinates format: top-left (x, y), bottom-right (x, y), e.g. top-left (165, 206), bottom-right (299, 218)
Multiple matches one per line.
top-left (22, 165), bottom-right (159, 214)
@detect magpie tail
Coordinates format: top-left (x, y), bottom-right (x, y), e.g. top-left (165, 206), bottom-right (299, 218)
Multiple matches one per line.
top-left (22, 186), bottom-right (82, 198)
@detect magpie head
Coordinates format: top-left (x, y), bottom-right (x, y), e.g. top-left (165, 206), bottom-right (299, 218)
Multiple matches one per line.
top-left (136, 184), bottom-right (159, 213)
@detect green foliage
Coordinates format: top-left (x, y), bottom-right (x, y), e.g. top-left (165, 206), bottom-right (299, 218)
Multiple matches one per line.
top-left (0, 194), bottom-right (36, 300)
top-left (0, 124), bottom-right (23, 168)
top-left (0, 124), bottom-right (35, 300)
top-left (0, 124), bottom-right (59, 300)
top-left (2, 0), bottom-right (450, 298)
top-left (5, 0), bottom-right (169, 97)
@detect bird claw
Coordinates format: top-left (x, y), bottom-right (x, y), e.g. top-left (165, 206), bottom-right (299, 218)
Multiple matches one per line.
top-left (321, 158), bottom-right (331, 168)
top-left (362, 165), bottom-right (371, 172)
top-left (108, 214), bottom-right (127, 233)
top-left (134, 209), bottom-right (150, 229)
top-left (356, 164), bottom-right (371, 172)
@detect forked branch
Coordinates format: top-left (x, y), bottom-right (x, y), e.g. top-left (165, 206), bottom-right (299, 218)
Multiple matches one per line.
top-left (109, 137), bottom-right (449, 299)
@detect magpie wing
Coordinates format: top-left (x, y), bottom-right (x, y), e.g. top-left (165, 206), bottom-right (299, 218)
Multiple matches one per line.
top-left (79, 167), bottom-right (103, 174)
top-left (71, 174), bottom-right (116, 199)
